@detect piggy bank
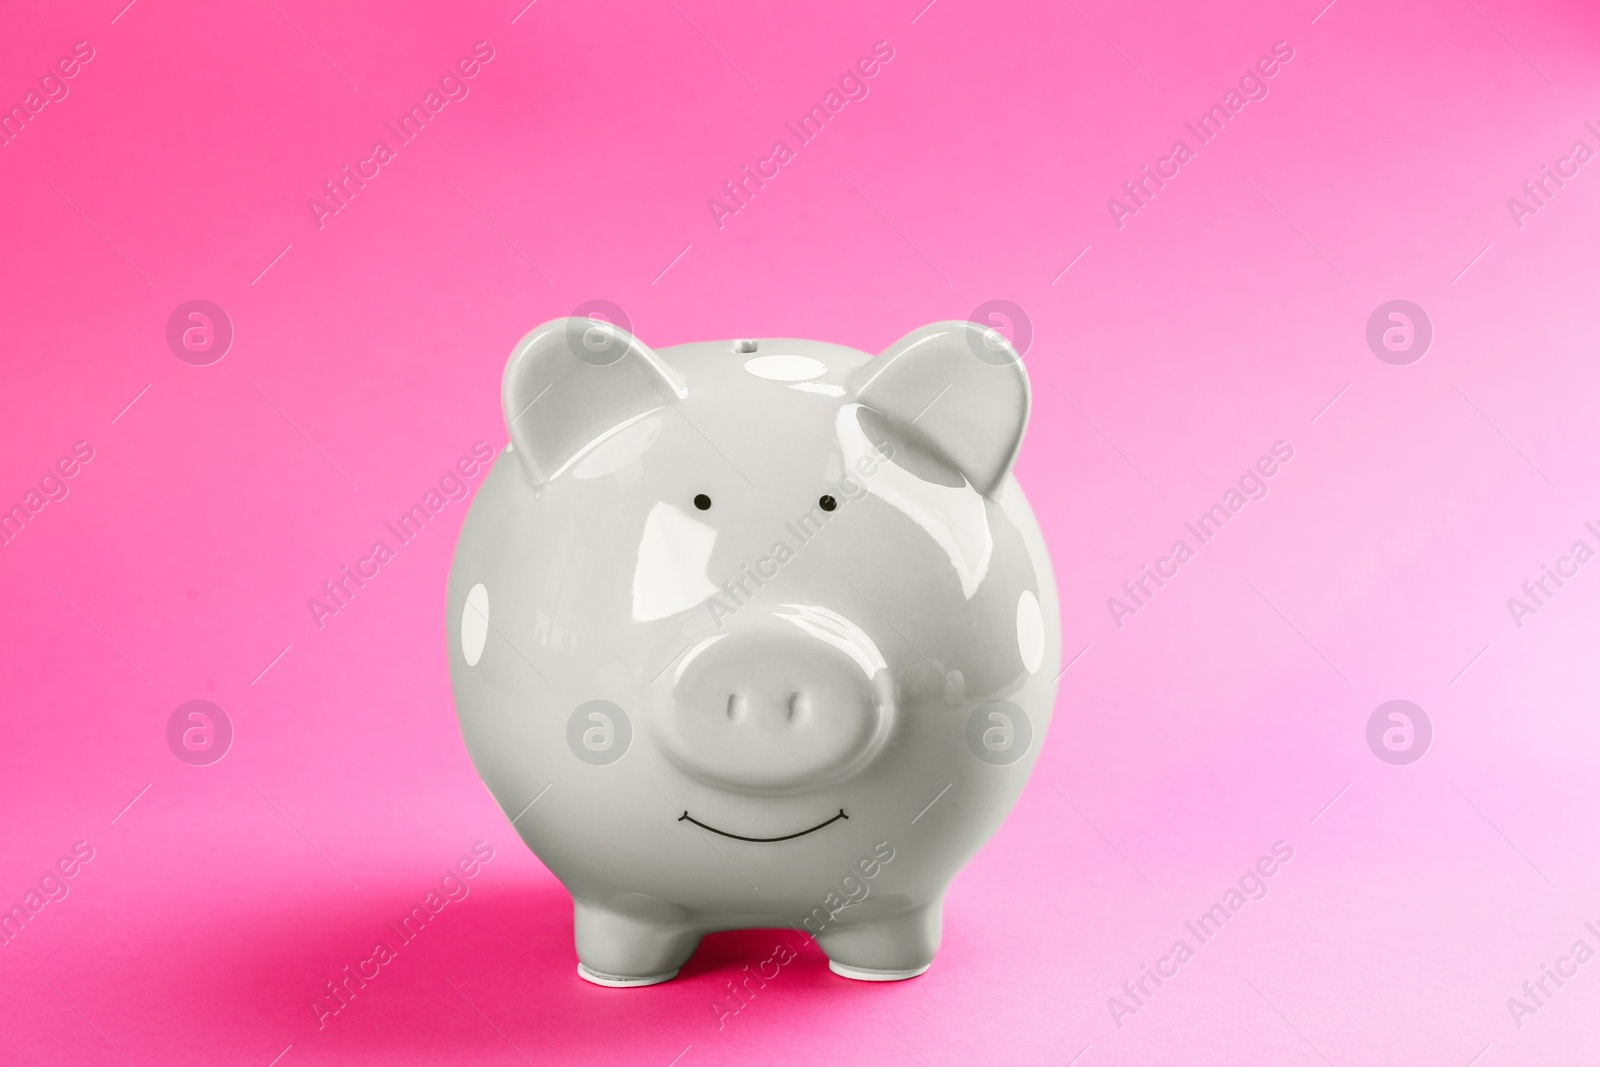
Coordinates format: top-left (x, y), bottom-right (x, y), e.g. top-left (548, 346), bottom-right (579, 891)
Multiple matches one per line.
top-left (446, 317), bottom-right (1059, 986)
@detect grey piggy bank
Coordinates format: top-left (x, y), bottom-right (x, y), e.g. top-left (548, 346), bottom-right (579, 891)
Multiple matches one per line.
top-left (446, 317), bottom-right (1059, 986)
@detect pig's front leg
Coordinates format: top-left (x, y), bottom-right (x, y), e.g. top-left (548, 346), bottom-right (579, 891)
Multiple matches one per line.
top-left (572, 898), bottom-right (702, 987)
top-left (815, 898), bottom-right (941, 981)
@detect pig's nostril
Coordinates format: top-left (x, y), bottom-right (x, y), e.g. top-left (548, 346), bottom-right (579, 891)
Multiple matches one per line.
top-left (787, 692), bottom-right (809, 724)
top-left (726, 693), bottom-right (744, 721)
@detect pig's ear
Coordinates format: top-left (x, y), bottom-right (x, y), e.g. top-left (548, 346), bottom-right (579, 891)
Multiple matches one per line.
top-left (847, 321), bottom-right (1030, 497)
top-left (501, 317), bottom-right (687, 485)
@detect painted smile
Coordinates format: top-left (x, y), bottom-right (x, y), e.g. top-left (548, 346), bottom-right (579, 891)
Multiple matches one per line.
top-left (677, 808), bottom-right (849, 842)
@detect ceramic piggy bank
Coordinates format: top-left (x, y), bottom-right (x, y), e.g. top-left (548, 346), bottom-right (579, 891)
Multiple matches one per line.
top-left (446, 317), bottom-right (1059, 986)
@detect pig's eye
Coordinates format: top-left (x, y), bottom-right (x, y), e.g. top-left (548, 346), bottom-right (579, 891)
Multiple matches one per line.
top-left (693, 493), bottom-right (712, 511)
top-left (819, 495), bottom-right (837, 512)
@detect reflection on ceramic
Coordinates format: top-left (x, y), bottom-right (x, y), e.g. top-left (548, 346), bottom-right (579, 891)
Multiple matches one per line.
top-left (836, 404), bottom-right (993, 597)
top-left (447, 319), bottom-right (1059, 987)
top-left (788, 380), bottom-right (847, 397)
top-left (569, 411), bottom-right (662, 480)
top-left (744, 353), bottom-right (827, 381)
top-left (631, 502), bottom-right (718, 622)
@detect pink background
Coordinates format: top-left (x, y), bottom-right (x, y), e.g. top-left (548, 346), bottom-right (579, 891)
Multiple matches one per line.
top-left (3, 0), bottom-right (1600, 1063)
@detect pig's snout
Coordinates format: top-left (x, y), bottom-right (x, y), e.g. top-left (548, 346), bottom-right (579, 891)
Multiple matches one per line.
top-left (657, 606), bottom-right (894, 792)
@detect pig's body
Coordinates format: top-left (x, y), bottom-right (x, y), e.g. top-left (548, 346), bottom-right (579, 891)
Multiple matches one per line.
top-left (447, 320), bottom-right (1059, 985)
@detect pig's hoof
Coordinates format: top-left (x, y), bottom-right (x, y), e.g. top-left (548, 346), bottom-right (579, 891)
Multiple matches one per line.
top-left (828, 960), bottom-right (931, 982)
top-left (576, 963), bottom-right (679, 988)
top-left (572, 899), bottom-right (699, 985)
top-left (816, 900), bottom-right (941, 981)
